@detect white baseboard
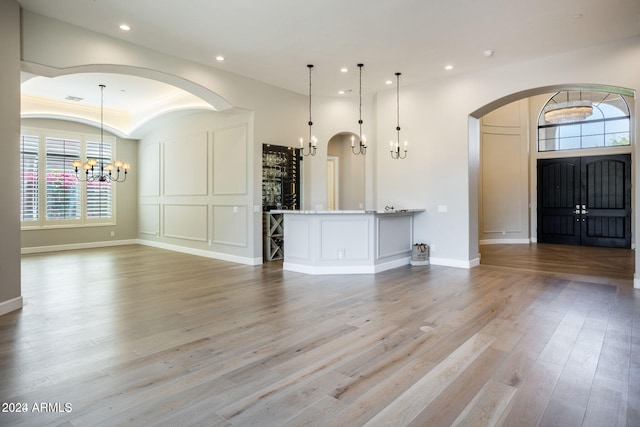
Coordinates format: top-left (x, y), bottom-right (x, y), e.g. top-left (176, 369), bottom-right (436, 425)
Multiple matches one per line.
top-left (635, 278), bottom-right (640, 289)
top-left (0, 296), bottom-right (23, 316)
top-left (21, 239), bottom-right (138, 254)
top-left (283, 257), bottom-right (411, 275)
top-left (429, 257), bottom-right (479, 269)
top-left (138, 240), bottom-right (262, 266)
top-left (479, 238), bottom-right (531, 245)
top-left (21, 239), bottom-right (262, 266)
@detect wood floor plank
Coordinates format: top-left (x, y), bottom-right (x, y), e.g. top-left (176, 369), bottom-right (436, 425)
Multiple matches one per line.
top-left (0, 244), bottom-right (635, 426)
top-left (450, 380), bottom-right (518, 427)
top-left (363, 333), bottom-right (495, 426)
top-left (408, 347), bottom-right (508, 427)
top-left (497, 360), bottom-right (563, 427)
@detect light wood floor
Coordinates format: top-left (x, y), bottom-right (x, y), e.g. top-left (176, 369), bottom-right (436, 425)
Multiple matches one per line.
top-left (1, 244), bottom-right (638, 426)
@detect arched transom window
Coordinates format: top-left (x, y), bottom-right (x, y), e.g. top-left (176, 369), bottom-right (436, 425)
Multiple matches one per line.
top-left (538, 90), bottom-right (631, 152)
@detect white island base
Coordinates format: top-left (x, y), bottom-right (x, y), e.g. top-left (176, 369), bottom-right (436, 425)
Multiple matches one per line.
top-left (272, 210), bottom-right (424, 275)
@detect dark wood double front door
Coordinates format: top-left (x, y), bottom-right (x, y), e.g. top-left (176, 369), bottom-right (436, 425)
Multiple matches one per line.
top-left (537, 154), bottom-right (631, 248)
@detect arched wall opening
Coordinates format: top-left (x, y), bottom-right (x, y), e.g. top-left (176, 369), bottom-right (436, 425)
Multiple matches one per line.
top-left (468, 83), bottom-right (636, 275)
top-left (21, 63), bottom-right (234, 113)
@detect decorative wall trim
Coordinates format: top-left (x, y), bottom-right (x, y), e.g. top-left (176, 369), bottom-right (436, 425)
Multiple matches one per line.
top-left (0, 297), bottom-right (23, 316)
top-left (163, 133), bottom-right (209, 196)
top-left (138, 239), bottom-right (261, 266)
top-left (163, 204), bottom-right (208, 242)
top-left (21, 239), bottom-right (138, 254)
top-left (212, 204), bottom-right (248, 247)
top-left (212, 124), bottom-right (248, 195)
top-left (139, 203), bottom-right (160, 236)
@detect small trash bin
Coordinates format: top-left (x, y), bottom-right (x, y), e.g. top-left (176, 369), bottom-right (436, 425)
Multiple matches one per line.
top-left (411, 243), bottom-right (429, 266)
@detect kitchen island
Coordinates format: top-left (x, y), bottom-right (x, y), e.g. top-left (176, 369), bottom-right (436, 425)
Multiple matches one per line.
top-left (270, 209), bottom-right (425, 274)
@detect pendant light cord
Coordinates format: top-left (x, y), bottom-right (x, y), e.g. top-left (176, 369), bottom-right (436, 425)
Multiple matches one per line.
top-left (308, 64), bottom-right (313, 143)
top-left (359, 63), bottom-right (363, 138)
top-left (99, 84), bottom-right (105, 173)
top-left (396, 72), bottom-right (401, 139)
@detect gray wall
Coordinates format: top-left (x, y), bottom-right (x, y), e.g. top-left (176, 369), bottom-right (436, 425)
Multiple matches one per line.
top-left (0, 0), bottom-right (22, 314)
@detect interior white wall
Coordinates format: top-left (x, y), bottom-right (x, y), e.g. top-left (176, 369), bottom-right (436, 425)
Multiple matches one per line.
top-left (0, 0), bottom-right (22, 315)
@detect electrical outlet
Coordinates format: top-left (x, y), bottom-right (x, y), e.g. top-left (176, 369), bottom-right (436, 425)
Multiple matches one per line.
top-left (110, 231), bottom-right (115, 237)
top-left (431, 244), bottom-right (436, 252)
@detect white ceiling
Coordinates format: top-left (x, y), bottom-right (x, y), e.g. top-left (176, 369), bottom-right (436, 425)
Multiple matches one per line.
top-left (17, 0), bottom-right (640, 130)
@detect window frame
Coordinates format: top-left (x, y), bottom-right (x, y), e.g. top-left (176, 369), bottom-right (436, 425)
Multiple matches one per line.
top-left (537, 91), bottom-right (631, 153)
top-left (20, 126), bottom-right (118, 230)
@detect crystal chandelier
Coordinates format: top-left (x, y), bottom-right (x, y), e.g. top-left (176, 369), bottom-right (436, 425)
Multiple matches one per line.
top-left (390, 72), bottom-right (408, 159)
top-left (351, 63), bottom-right (367, 155)
top-left (299, 64), bottom-right (317, 156)
top-left (543, 92), bottom-right (593, 124)
top-left (73, 84), bottom-right (130, 182)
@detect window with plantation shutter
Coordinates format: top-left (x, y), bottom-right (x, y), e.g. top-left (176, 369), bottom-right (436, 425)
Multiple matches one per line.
top-left (45, 137), bottom-right (81, 221)
top-left (20, 134), bottom-right (40, 222)
top-left (20, 127), bottom-right (117, 229)
top-left (86, 139), bottom-right (113, 219)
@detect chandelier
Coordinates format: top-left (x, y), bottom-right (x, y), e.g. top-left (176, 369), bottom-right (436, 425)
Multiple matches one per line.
top-left (299, 64), bottom-right (317, 156)
top-left (351, 63), bottom-right (367, 155)
top-left (73, 84), bottom-right (130, 182)
top-left (390, 72), bottom-right (408, 159)
top-left (543, 92), bottom-right (593, 124)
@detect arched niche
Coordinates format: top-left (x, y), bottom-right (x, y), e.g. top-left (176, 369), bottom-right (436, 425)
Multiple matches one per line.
top-left (326, 132), bottom-right (366, 210)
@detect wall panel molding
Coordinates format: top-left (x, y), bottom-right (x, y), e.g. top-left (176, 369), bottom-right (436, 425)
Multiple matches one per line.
top-left (213, 124), bottom-right (247, 195)
top-left (139, 203), bottom-right (160, 236)
top-left (164, 204), bottom-right (208, 242)
top-left (212, 204), bottom-right (247, 247)
top-left (163, 132), bottom-right (208, 196)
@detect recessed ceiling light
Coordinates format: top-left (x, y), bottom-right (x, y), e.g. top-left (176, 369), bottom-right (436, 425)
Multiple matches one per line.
top-left (119, 24), bottom-right (130, 31)
top-left (445, 65), bottom-right (454, 70)
top-left (216, 55), bottom-right (225, 62)
top-left (65, 95), bottom-right (83, 102)
top-left (340, 67), bottom-right (348, 73)
top-left (385, 80), bottom-right (393, 85)
top-left (483, 50), bottom-right (494, 57)
top-left (338, 90), bottom-right (345, 95)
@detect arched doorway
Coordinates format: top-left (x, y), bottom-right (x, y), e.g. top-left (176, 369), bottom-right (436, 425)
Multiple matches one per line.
top-left (469, 84), bottom-right (636, 278)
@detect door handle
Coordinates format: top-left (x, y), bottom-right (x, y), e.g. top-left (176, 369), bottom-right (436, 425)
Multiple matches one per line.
top-left (573, 209), bottom-right (580, 214)
top-left (581, 209), bottom-right (588, 214)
